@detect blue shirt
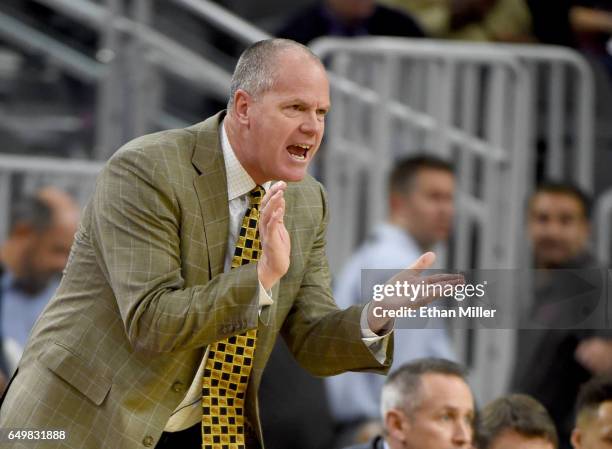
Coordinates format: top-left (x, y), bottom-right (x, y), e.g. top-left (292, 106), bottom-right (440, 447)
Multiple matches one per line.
top-left (326, 223), bottom-right (456, 422)
top-left (1, 270), bottom-right (58, 351)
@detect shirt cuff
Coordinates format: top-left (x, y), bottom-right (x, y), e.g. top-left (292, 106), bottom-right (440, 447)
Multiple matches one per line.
top-left (360, 304), bottom-right (394, 364)
top-left (258, 280), bottom-right (274, 310)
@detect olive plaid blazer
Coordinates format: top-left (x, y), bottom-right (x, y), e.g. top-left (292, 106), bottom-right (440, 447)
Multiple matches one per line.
top-left (0, 112), bottom-right (392, 448)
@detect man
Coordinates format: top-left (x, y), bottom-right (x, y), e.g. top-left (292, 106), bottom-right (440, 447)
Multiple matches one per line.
top-left (512, 182), bottom-right (612, 449)
top-left (477, 394), bottom-right (558, 449)
top-left (345, 358), bottom-right (475, 449)
top-left (277, 0), bottom-right (425, 45)
top-left (571, 376), bottom-right (612, 449)
top-left (0, 39), bottom-right (461, 449)
top-left (327, 156), bottom-right (456, 443)
top-left (0, 187), bottom-right (79, 373)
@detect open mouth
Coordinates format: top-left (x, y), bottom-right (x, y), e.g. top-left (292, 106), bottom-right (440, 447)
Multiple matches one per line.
top-left (286, 143), bottom-right (311, 161)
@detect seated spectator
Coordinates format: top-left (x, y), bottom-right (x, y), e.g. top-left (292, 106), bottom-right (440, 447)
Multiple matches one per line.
top-left (277, 0), bottom-right (425, 45)
top-left (478, 394), bottom-right (558, 449)
top-left (327, 155), bottom-right (457, 445)
top-left (571, 376), bottom-right (612, 449)
top-left (512, 182), bottom-right (612, 449)
top-left (379, 0), bottom-right (533, 42)
top-left (0, 187), bottom-right (79, 376)
top-left (344, 358), bottom-right (475, 449)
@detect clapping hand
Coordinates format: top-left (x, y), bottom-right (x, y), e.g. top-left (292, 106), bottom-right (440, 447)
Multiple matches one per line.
top-left (257, 182), bottom-right (291, 291)
top-left (367, 252), bottom-right (465, 334)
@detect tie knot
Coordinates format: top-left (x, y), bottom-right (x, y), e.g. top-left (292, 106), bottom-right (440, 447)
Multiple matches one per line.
top-left (249, 185), bottom-right (265, 207)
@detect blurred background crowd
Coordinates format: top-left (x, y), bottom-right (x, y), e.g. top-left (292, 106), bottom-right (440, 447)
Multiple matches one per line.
top-left (0, 0), bottom-right (612, 448)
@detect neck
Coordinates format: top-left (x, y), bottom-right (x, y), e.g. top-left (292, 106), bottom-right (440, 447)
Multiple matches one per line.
top-left (387, 217), bottom-right (434, 252)
top-left (223, 116), bottom-right (266, 185)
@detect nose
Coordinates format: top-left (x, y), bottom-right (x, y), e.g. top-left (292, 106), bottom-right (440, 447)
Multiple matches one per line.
top-left (452, 420), bottom-right (471, 447)
top-left (299, 111), bottom-right (319, 136)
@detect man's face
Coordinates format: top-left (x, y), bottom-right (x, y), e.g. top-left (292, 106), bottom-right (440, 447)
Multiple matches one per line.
top-left (572, 402), bottom-right (612, 449)
top-left (326, 0), bottom-right (376, 22)
top-left (489, 429), bottom-right (555, 449)
top-left (243, 52), bottom-right (330, 184)
top-left (528, 192), bottom-right (589, 267)
top-left (399, 169), bottom-right (455, 248)
top-left (401, 373), bottom-right (475, 449)
top-left (18, 221), bottom-right (76, 294)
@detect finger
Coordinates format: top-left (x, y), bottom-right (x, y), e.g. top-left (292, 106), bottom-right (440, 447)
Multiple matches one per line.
top-left (261, 190), bottom-right (283, 218)
top-left (422, 273), bottom-right (465, 285)
top-left (264, 207), bottom-right (285, 239)
top-left (404, 252), bottom-right (436, 277)
top-left (260, 191), bottom-right (283, 229)
top-left (260, 181), bottom-right (286, 210)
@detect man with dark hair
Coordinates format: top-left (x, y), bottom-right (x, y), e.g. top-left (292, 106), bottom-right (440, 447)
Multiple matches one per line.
top-left (478, 394), bottom-right (558, 449)
top-left (0, 187), bottom-right (79, 374)
top-left (571, 376), bottom-right (612, 449)
top-left (328, 154), bottom-right (456, 443)
top-left (526, 181), bottom-right (593, 269)
top-left (512, 181), bottom-right (612, 449)
top-left (0, 39), bottom-right (461, 449)
top-left (345, 358), bottom-right (475, 449)
top-left (277, 0), bottom-right (425, 45)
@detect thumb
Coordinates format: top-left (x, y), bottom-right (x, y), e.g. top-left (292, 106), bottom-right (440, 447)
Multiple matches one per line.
top-left (406, 252), bottom-right (436, 275)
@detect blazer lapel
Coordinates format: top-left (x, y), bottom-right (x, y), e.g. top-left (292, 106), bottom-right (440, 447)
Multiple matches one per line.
top-left (190, 112), bottom-right (229, 279)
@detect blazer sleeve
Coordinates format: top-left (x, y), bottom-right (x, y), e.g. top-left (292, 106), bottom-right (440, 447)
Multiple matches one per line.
top-left (279, 183), bottom-right (393, 376)
top-left (89, 146), bottom-right (260, 354)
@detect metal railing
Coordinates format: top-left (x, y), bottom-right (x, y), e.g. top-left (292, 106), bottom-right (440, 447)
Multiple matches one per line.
top-left (596, 189), bottom-right (612, 267)
top-left (0, 0), bottom-right (601, 407)
top-left (0, 0), bottom-right (271, 160)
top-left (310, 36), bottom-right (596, 403)
top-left (0, 154), bottom-right (104, 240)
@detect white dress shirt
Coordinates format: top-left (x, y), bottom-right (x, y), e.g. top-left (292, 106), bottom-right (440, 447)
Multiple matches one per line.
top-left (326, 223), bottom-right (455, 422)
top-left (165, 121), bottom-right (390, 431)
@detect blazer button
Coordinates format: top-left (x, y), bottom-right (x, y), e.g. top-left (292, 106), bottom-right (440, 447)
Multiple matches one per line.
top-left (142, 436), bottom-right (154, 447)
top-left (172, 381), bottom-right (185, 393)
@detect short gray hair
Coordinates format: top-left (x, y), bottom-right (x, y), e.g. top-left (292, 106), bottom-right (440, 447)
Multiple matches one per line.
top-left (227, 38), bottom-right (322, 110)
top-left (381, 358), bottom-right (468, 418)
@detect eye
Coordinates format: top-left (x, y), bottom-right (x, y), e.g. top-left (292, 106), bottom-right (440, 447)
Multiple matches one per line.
top-left (291, 104), bottom-right (304, 111)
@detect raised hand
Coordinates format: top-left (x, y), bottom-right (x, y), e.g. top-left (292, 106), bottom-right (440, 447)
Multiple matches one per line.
top-left (257, 181), bottom-right (291, 290)
top-left (366, 252), bottom-right (465, 334)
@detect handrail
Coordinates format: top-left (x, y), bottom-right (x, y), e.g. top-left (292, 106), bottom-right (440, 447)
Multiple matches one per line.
top-left (171, 0), bottom-right (270, 44)
top-left (0, 9), bottom-right (104, 82)
top-left (0, 153), bottom-right (104, 175)
top-left (32, 0), bottom-right (232, 95)
top-left (596, 189), bottom-right (612, 267)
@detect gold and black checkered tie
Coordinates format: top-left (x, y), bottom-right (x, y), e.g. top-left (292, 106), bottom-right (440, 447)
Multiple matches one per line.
top-left (202, 185), bottom-right (264, 449)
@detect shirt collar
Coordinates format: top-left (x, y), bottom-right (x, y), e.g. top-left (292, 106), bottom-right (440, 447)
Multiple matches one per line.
top-left (220, 120), bottom-right (271, 201)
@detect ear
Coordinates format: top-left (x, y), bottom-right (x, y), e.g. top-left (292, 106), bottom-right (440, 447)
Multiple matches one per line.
top-left (385, 409), bottom-right (408, 444)
top-left (570, 427), bottom-right (582, 449)
top-left (232, 89), bottom-right (252, 126)
top-left (10, 222), bottom-right (35, 239)
top-left (389, 192), bottom-right (407, 214)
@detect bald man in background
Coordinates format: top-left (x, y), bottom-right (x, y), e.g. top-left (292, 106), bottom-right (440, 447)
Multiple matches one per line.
top-left (571, 376), bottom-right (612, 449)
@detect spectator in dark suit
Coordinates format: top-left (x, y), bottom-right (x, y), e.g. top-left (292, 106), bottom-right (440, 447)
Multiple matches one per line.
top-left (277, 0), bottom-right (425, 45)
top-left (478, 394), bottom-right (558, 449)
top-left (512, 182), bottom-right (612, 449)
top-left (344, 358), bottom-right (475, 449)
